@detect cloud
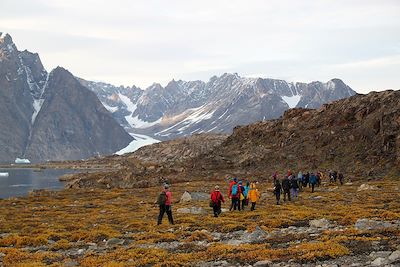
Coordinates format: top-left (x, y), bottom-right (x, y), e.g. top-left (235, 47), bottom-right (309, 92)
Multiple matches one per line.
top-left (1, 0), bottom-right (399, 91)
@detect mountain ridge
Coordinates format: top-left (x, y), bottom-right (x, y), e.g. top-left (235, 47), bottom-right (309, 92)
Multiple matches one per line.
top-left (82, 73), bottom-right (356, 141)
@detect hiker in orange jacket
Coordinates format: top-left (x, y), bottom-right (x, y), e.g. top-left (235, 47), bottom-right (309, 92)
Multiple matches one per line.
top-left (248, 182), bottom-right (260, 211)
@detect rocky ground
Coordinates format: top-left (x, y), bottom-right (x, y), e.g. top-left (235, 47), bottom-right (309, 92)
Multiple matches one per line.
top-left (0, 178), bottom-right (399, 266)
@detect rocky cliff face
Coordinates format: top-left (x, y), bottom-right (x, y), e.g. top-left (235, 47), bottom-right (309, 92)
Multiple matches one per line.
top-left (84, 73), bottom-right (356, 140)
top-left (66, 90), bottom-right (400, 188)
top-left (0, 33), bottom-right (133, 163)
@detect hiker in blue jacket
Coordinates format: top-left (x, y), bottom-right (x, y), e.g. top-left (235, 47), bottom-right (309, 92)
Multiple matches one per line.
top-left (229, 178), bottom-right (242, 211)
top-left (242, 181), bottom-right (250, 209)
top-left (309, 172), bottom-right (317, 193)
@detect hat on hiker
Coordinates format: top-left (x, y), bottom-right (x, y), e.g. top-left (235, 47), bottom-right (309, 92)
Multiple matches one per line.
top-left (233, 177), bottom-right (237, 182)
top-left (215, 185), bottom-right (220, 190)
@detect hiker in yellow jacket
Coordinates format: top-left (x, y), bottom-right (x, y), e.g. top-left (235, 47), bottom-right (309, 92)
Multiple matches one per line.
top-left (248, 182), bottom-right (260, 211)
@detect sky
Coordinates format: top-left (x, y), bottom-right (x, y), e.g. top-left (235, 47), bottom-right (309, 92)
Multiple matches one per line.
top-left (1, 0), bottom-right (400, 93)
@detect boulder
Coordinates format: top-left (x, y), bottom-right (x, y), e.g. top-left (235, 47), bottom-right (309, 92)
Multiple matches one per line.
top-left (357, 184), bottom-right (377, 191)
top-left (180, 191), bottom-right (192, 202)
top-left (105, 238), bottom-right (124, 247)
top-left (154, 241), bottom-right (181, 251)
top-left (309, 218), bottom-right (331, 229)
top-left (389, 250), bottom-right (400, 262)
top-left (177, 207), bottom-right (207, 215)
top-left (371, 257), bottom-right (387, 266)
top-left (355, 219), bottom-right (398, 230)
top-left (241, 226), bottom-right (269, 243)
top-left (369, 251), bottom-right (392, 259)
top-left (253, 260), bottom-right (272, 267)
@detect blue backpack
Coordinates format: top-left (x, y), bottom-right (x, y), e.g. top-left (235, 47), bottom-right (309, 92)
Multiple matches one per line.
top-left (231, 184), bottom-right (238, 196)
top-left (243, 186), bottom-right (249, 197)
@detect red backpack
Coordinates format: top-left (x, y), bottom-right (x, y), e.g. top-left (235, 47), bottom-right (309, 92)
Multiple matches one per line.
top-left (211, 191), bottom-right (221, 203)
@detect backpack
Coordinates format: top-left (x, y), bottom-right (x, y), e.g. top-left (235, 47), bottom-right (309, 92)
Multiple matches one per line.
top-left (243, 186), bottom-right (249, 197)
top-left (211, 191), bottom-right (221, 203)
top-left (231, 184), bottom-right (238, 196)
top-left (157, 191), bottom-right (167, 205)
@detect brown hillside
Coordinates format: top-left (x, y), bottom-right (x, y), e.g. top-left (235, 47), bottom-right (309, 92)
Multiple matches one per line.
top-left (67, 90), bottom-right (400, 188)
top-left (194, 90), bottom-right (400, 178)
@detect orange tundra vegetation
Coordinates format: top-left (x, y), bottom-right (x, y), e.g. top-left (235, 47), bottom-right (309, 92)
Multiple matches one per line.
top-left (0, 178), bottom-right (399, 266)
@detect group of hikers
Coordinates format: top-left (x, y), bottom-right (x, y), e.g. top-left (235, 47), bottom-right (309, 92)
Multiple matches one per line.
top-left (157, 169), bottom-right (345, 224)
top-left (210, 178), bottom-right (261, 217)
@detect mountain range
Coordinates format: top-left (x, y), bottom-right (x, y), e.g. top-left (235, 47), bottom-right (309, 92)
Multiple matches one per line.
top-left (82, 73), bottom-right (356, 140)
top-left (0, 33), bottom-right (133, 163)
top-left (0, 33), bottom-right (357, 162)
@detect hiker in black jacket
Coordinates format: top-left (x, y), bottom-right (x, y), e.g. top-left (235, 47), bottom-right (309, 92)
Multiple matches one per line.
top-left (282, 176), bottom-right (291, 201)
top-left (290, 175), bottom-right (299, 199)
top-left (274, 179), bottom-right (283, 205)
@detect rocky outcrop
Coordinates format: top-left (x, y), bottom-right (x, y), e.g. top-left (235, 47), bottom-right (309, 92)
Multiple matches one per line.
top-left (193, 90), bottom-right (400, 179)
top-left (131, 133), bottom-right (227, 165)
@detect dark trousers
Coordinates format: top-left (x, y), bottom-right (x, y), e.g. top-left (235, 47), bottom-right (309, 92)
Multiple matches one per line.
top-left (231, 197), bottom-right (240, 211)
top-left (311, 184), bottom-right (315, 193)
top-left (250, 202), bottom-right (256, 211)
top-left (213, 204), bottom-right (221, 217)
top-left (283, 190), bottom-right (291, 201)
top-left (275, 192), bottom-right (281, 204)
top-left (158, 205), bottom-right (174, 225)
top-left (241, 199), bottom-right (247, 210)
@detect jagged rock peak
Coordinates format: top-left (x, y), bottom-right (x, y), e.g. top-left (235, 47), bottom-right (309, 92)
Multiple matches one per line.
top-left (0, 32), bottom-right (17, 55)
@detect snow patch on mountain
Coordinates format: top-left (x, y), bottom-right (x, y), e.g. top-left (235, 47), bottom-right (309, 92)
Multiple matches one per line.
top-left (118, 93), bottom-right (137, 114)
top-left (184, 104), bottom-right (215, 123)
top-left (31, 99), bottom-right (45, 124)
top-left (126, 115), bottom-right (162, 129)
top-left (102, 103), bottom-right (119, 113)
top-left (282, 95), bottom-right (301, 108)
top-left (115, 133), bottom-right (160, 155)
top-left (155, 104), bottom-right (216, 136)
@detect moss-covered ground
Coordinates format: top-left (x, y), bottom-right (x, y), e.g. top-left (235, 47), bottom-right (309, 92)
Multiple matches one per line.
top-left (0, 178), bottom-right (399, 266)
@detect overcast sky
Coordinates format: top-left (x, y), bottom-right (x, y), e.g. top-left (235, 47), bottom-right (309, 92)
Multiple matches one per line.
top-left (2, 0), bottom-right (400, 93)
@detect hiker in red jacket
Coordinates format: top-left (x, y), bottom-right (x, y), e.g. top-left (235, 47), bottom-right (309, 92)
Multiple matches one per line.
top-left (210, 185), bottom-right (225, 217)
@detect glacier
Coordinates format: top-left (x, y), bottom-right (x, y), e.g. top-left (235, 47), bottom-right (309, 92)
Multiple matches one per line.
top-left (115, 133), bottom-right (160, 155)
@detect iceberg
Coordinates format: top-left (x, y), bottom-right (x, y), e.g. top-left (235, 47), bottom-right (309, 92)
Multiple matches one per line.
top-left (15, 158), bottom-right (31, 164)
top-left (0, 172), bottom-right (9, 177)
